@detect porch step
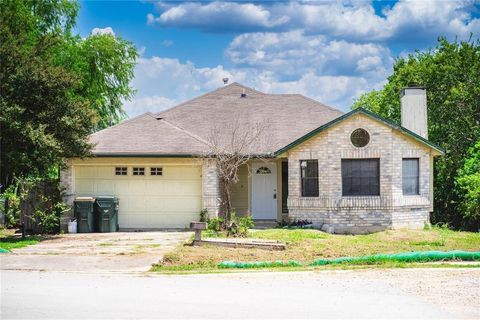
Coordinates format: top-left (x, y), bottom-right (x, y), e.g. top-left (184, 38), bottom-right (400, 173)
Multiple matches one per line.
top-left (253, 219), bottom-right (278, 229)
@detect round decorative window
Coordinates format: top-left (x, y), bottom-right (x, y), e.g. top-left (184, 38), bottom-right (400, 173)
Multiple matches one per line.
top-left (350, 128), bottom-right (370, 148)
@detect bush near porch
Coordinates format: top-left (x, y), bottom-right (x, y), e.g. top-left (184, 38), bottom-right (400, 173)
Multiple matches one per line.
top-left (151, 228), bottom-right (480, 272)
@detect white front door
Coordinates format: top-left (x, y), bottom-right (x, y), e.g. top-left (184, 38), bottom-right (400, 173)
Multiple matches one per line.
top-left (251, 163), bottom-right (277, 219)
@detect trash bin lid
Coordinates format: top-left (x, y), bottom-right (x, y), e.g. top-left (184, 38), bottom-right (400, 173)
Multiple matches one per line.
top-left (75, 197), bottom-right (95, 202)
top-left (95, 196), bottom-right (119, 201)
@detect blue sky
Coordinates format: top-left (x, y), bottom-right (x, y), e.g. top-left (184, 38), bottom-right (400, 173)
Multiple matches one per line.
top-left (76, 0), bottom-right (480, 117)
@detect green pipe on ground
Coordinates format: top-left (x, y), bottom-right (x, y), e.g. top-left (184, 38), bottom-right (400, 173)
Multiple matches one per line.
top-left (218, 251), bottom-right (480, 269)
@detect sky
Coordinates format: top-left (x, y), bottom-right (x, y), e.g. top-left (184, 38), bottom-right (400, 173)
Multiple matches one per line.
top-left (76, 0), bottom-right (480, 117)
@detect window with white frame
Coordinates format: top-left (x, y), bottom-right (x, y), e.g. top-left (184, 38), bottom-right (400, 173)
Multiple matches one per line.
top-left (402, 158), bottom-right (419, 195)
top-left (300, 160), bottom-right (319, 197)
top-left (342, 159), bottom-right (380, 196)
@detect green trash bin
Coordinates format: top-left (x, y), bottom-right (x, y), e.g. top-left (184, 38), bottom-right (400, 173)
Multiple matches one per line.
top-left (94, 196), bottom-right (119, 232)
top-left (74, 197), bottom-right (95, 233)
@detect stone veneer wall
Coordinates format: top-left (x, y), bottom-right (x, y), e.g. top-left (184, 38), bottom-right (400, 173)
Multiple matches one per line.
top-left (59, 161), bottom-right (75, 230)
top-left (201, 159), bottom-right (221, 218)
top-left (286, 113), bottom-right (434, 234)
top-left (60, 160), bottom-right (75, 207)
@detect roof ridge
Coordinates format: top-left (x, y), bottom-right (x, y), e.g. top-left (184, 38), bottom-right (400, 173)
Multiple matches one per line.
top-left (159, 118), bottom-right (211, 149)
top-left (90, 112), bottom-right (155, 136)
top-left (261, 92), bottom-right (343, 113)
top-left (295, 94), bottom-right (344, 114)
top-left (155, 82), bottom-right (265, 117)
top-left (274, 108), bottom-right (443, 155)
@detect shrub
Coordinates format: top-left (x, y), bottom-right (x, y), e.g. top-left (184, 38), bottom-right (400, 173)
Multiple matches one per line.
top-left (2, 184), bottom-right (21, 228)
top-left (2, 178), bottom-right (69, 234)
top-left (208, 217), bottom-right (224, 232)
top-left (277, 219), bottom-right (313, 228)
top-left (199, 208), bottom-right (208, 222)
top-left (32, 200), bottom-right (69, 234)
top-left (226, 211), bottom-right (253, 238)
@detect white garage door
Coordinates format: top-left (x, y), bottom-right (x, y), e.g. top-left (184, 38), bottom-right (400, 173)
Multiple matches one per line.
top-left (74, 165), bottom-right (202, 229)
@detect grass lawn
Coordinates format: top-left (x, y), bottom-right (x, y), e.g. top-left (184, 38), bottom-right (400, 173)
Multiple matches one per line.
top-left (0, 228), bottom-right (40, 251)
top-left (151, 227), bottom-right (480, 273)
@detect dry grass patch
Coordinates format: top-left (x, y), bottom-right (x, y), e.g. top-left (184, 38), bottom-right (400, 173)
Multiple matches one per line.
top-left (151, 228), bottom-right (480, 272)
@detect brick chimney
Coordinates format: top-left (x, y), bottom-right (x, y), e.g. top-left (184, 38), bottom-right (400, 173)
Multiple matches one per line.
top-left (400, 87), bottom-right (428, 139)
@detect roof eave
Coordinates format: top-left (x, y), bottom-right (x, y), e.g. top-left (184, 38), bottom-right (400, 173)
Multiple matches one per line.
top-left (274, 108), bottom-right (445, 156)
top-left (92, 153), bottom-right (199, 158)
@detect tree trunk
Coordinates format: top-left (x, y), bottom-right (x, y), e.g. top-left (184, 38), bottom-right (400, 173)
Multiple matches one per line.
top-left (220, 178), bottom-right (233, 228)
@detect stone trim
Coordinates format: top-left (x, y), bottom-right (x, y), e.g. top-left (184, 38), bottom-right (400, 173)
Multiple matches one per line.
top-left (201, 159), bottom-right (221, 218)
top-left (59, 160), bottom-right (75, 206)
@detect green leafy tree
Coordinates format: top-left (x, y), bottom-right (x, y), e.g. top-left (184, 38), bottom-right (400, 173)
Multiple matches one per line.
top-left (456, 141), bottom-right (480, 230)
top-left (0, 0), bottom-right (94, 186)
top-left (352, 38), bottom-right (480, 230)
top-left (0, 0), bottom-right (137, 189)
top-left (54, 33), bottom-right (138, 128)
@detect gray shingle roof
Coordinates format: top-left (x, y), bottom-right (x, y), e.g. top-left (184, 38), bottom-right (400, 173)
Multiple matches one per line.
top-left (90, 83), bottom-right (344, 156)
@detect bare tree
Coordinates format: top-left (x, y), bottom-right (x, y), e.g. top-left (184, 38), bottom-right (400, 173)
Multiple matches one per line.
top-left (203, 117), bottom-right (270, 226)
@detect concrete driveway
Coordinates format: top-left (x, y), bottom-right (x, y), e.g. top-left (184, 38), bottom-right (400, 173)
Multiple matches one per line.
top-left (0, 231), bottom-right (192, 272)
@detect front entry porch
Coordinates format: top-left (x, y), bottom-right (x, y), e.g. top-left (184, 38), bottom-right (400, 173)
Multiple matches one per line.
top-left (229, 160), bottom-right (288, 223)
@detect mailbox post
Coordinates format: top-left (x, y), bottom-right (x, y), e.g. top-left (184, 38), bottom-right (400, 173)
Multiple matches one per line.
top-left (190, 221), bottom-right (207, 243)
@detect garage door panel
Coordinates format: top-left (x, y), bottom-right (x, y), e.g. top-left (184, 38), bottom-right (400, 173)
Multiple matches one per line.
top-left (95, 180), bottom-right (115, 195)
top-left (97, 167), bottom-right (114, 178)
top-left (118, 213), bottom-right (199, 229)
top-left (114, 181), bottom-right (130, 195)
top-left (163, 166), bottom-right (200, 180)
top-left (128, 181), bottom-right (147, 195)
top-left (145, 181), bottom-right (167, 195)
top-left (161, 197), bottom-right (201, 212)
top-left (146, 197), bottom-right (166, 211)
top-left (74, 165), bottom-right (202, 228)
top-left (76, 179), bottom-right (94, 194)
top-left (76, 167), bottom-right (98, 179)
top-left (129, 196), bottom-right (149, 211)
top-left (162, 180), bottom-right (201, 196)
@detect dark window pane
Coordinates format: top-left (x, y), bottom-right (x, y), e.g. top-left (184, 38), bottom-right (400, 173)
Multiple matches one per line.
top-left (282, 162), bottom-right (289, 213)
top-left (402, 159), bottom-right (419, 195)
top-left (133, 167), bottom-right (145, 176)
top-left (115, 167), bottom-right (127, 176)
top-left (300, 160), bottom-right (319, 197)
top-left (341, 159), bottom-right (380, 196)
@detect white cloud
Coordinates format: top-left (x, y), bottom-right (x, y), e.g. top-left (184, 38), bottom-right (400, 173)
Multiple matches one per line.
top-left (247, 72), bottom-right (385, 111)
top-left (125, 57), bottom-right (243, 117)
top-left (132, 1), bottom-right (479, 118)
top-left (125, 53), bottom-right (386, 117)
top-left (147, 1), bottom-right (480, 41)
top-left (226, 31), bottom-right (393, 79)
top-left (91, 27), bottom-right (115, 36)
top-left (161, 40), bottom-right (174, 47)
top-left (123, 96), bottom-right (177, 117)
top-left (148, 1), bottom-right (288, 32)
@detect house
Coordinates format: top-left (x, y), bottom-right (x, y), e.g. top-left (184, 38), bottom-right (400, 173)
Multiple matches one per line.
top-left (61, 83), bottom-right (443, 234)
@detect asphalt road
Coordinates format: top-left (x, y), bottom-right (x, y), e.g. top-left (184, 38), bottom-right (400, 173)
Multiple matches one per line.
top-left (1, 269), bottom-right (478, 319)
